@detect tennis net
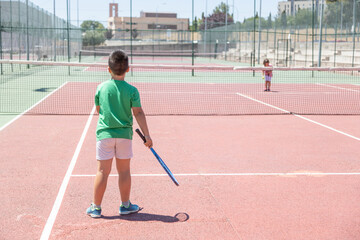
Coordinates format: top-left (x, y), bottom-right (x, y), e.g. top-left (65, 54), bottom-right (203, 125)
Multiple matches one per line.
top-left (0, 60), bottom-right (359, 115)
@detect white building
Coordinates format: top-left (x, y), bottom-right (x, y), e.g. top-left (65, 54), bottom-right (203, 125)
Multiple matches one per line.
top-left (278, 0), bottom-right (326, 16)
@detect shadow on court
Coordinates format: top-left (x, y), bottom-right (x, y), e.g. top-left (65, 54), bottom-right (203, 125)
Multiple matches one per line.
top-left (102, 211), bottom-right (190, 223)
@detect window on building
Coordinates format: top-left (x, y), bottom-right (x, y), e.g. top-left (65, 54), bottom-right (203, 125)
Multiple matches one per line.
top-left (148, 24), bottom-right (177, 30)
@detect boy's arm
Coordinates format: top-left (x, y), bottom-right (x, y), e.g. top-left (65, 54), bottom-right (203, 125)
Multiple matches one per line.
top-left (96, 105), bottom-right (100, 114)
top-left (132, 107), bottom-right (153, 148)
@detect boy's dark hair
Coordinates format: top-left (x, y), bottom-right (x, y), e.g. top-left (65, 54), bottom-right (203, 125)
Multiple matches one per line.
top-left (263, 58), bottom-right (270, 64)
top-left (108, 50), bottom-right (129, 75)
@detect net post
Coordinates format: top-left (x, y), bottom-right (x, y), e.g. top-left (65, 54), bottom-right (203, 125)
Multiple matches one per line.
top-left (214, 39), bottom-right (218, 59)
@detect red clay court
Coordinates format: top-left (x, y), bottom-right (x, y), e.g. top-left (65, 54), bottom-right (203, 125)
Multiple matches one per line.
top-left (1, 62), bottom-right (360, 239)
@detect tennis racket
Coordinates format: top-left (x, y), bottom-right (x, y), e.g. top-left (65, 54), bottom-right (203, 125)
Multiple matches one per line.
top-left (135, 129), bottom-right (179, 186)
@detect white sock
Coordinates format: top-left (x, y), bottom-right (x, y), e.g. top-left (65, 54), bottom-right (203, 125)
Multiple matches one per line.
top-left (122, 201), bottom-right (130, 208)
top-left (92, 203), bottom-right (101, 209)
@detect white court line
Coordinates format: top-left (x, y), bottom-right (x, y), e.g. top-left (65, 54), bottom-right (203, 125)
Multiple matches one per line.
top-left (82, 66), bottom-right (90, 72)
top-left (71, 172), bottom-right (360, 177)
top-left (140, 91), bottom-right (345, 95)
top-left (40, 105), bottom-right (96, 240)
top-left (316, 83), bottom-right (360, 93)
top-left (0, 82), bottom-right (68, 132)
top-left (236, 93), bottom-right (360, 142)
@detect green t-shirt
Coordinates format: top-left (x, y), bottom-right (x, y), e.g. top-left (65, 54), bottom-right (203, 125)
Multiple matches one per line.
top-left (95, 79), bottom-right (141, 141)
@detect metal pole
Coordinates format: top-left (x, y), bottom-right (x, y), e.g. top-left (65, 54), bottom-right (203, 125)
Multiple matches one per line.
top-left (77, 0), bottom-right (80, 58)
top-left (253, 0), bottom-right (256, 74)
top-left (130, 0), bottom-right (133, 76)
top-left (257, 0), bottom-right (262, 64)
top-left (18, 0), bottom-right (21, 63)
top-left (312, 0), bottom-right (314, 75)
top-left (204, 0), bottom-right (207, 53)
top-left (10, 0), bottom-right (13, 71)
top-left (273, 21), bottom-right (277, 64)
top-left (352, 0), bottom-right (357, 67)
top-left (10, 0), bottom-right (13, 59)
top-left (225, 0), bottom-right (228, 60)
top-left (340, 1), bottom-right (343, 41)
top-left (192, 0), bottom-right (194, 76)
top-left (0, 2), bottom-right (3, 75)
top-left (334, 1), bottom-right (339, 67)
top-left (317, 0), bottom-right (324, 67)
top-left (26, 0), bottom-right (29, 67)
top-left (66, 0), bottom-right (70, 74)
top-left (305, 25), bottom-right (308, 66)
top-left (53, 0), bottom-right (56, 61)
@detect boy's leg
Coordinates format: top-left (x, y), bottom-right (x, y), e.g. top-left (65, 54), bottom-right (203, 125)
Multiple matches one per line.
top-left (93, 159), bottom-right (113, 205)
top-left (115, 158), bottom-right (131, 202)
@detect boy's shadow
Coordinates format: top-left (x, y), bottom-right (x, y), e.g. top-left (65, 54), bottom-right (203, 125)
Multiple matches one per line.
top-left (102, 209), bottom-right (189, 223)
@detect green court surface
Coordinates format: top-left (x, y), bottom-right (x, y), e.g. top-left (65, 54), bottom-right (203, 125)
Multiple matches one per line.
top-left (1, 61), bottom-right (360, 129)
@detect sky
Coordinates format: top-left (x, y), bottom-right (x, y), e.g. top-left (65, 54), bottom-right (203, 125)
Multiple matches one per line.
top-left (26, 0), bottom-right (280, 27)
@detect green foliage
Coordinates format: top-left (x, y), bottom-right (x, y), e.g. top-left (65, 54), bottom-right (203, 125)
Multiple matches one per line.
top-left (199, 2), bottom-right (234, 30)
top-left (324, 0), bottom-right (360, 26)
top-left (287, 9), bottom-right (314, 26)
top-left (81, 20), bottom-right (106, 46)
top-left (80, 20), bottom-right (105, 32)
top-left (213, 2), bottom-right (230, 15)
top-left (104, 29), bottom-right (113, 40)
top-left (82, 30), bottom-right (106, 46)
top-left (242, 16), bottom-right (269, 30)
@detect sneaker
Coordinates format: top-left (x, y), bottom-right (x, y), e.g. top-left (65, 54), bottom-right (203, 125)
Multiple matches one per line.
top-left (119, 202), bottom-right (140, 215)
top-left (86, 204), bottom-right (102, 218)
top-left (264, 89), bottom-right (268, 91)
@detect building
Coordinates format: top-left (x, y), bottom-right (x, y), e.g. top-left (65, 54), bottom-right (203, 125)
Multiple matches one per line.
top-left (278, 0), bottom-right (326, 16)
top-left (107, 3), bottom-right (189, 39)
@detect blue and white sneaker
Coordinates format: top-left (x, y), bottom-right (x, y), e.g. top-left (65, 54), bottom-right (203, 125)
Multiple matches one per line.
top-left (119, 202), bottom-right (140, 215)
top-left (86, 204), bottom-right (102, 218)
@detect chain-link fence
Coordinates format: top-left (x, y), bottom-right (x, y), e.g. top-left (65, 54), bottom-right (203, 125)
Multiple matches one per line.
top-left (1, 0), bottom-right (360, 67)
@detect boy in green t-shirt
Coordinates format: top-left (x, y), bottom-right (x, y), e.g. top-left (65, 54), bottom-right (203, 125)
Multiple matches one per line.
top-left (87, 50), bottom-right (153, 218)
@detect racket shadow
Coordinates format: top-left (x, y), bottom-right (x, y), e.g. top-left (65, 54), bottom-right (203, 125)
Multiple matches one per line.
top-left (102, 210), bottom-right (190, 223)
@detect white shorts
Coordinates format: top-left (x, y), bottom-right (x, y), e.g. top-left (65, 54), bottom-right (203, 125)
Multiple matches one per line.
top-left (96, 138), bottom-right (133, 160)
top-left (265, 75), bottom-right (272, 82)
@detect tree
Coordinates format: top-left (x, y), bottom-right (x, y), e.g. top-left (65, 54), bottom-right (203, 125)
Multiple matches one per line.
top-left (199, 2), bottom-right (234, 30)
top-left (132, 29), bottom-right (138, 39)
top-left (81, 20), bottom-right (106, 46)
top-left (80, 20), bottom-right (105, 32)
top-left (104, 29), bottom-right (114, 40)
top-left (82, 30), bottom-right (106, 46)
top-left (190, 17), bottom-right (198, 31)
top-left (281, 11), bottom-right (288, 28)
top-left (324, 0), bottom-right (360, 27)
top-left (267, 13), bottom-right (273, 29)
